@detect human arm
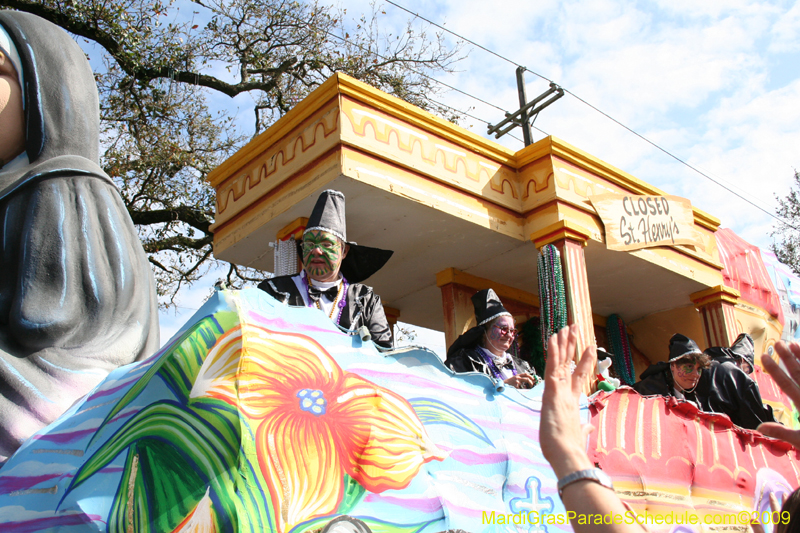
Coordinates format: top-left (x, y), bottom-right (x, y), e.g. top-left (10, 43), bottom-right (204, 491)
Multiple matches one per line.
top-left (363, 293), bottom-right (393, 349)
top-left (758, 342), bottom-right (800, 447)
top-left (540, 325), bottom-right (644, 533)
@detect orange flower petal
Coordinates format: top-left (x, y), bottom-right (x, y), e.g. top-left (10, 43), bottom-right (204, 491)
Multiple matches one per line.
top-left (190, 328), bottom-right (243, 404)
top-left (236, 327), bottom-right (345, 418)
top-left (192, 324), bottom-right (445, 532)
top-left (257, 411), bottom-right (344, 533)
top-left (333, 374), bottom-right (446, 493)
top-left (192, 325), bottom-right (346, 420)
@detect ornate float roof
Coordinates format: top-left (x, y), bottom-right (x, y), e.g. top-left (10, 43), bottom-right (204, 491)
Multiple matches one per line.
top-left (208, 73), bottom-right (724, 333)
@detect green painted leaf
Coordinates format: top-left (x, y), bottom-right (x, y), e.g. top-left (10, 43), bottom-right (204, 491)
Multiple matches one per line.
top-left (108, 442), bottom-right (145, 533)
top-left (106, 441), bottom-right (234, 533)
top-left (139, 439), bottom-right (212, 532)
top-left (70, 401), bottom-right (237, 492)
top-left (159, 311), bottom-right (239, 401)
top-left (69, 401), bottom-right (241, 531)
top-left (233, 448), bottom-right (274, 533)
top-left (236, 424), bottom-right (278, 532)
top-left (89, 313), bottom-right (237, 447)
top-left (106, 440), bottom-right (213, 533)
top-left (336, 474), bottom-right (366, 515)
top-left (409, 397), bottom-right (493, 447)
top-left (188, 398), bottom-right (241, 454)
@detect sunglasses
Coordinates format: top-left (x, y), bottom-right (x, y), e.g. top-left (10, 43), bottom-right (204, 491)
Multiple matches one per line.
top-left (493, 324), bottom-right (519, 337)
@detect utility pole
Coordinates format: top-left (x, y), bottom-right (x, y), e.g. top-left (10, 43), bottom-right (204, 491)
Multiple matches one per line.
top-left (487, 67), bottom-right (564, 146)
top-left (516, 66), bottom-right (533, 145)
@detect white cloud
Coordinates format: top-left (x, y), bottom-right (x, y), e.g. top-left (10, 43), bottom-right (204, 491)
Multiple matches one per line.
top-left (395, 0), bottom-right (798, 248)
top-left (769, 2), bottom-right (800, 53)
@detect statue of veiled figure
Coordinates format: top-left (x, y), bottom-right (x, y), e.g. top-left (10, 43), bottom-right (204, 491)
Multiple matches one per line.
top-left (0, 10), bottom-right (159, 462)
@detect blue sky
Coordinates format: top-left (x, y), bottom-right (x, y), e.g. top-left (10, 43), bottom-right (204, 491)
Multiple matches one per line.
top-left (157, 0), bottom-right (800, 350)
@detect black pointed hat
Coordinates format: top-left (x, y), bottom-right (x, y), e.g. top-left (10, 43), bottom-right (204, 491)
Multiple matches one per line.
top-left (597, 347), bottom-right (613, 361)
top-left (444, 289), bottom-right (513, 362)
top-left (472, 288), bottom-right (512, 326)
top-left (668, 333), bottom-right (702, 362)
top-left (303, 190), bottom-right (393, 284)
top-left (730, 333), bottom-right (755, 373)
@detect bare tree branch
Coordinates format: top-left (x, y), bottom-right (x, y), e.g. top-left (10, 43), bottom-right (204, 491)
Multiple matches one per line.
top-left (1, 0), bottom-right (467, 307)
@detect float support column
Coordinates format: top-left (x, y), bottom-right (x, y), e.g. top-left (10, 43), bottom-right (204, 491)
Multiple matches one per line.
top-left (531, 221), bottom-right (596, 358)
top-left (690, 285), bottom-right (740, 348)
top-left (438, 280), bottom-right (477, 351)
top-left (275, 217), bottom-right (308, 274)
top-left (436, 268), bottom-right (541, 352)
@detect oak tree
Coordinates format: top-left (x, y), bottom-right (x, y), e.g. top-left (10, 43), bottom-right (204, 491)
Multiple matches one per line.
top-left (1, 0), bottom-right (463, 305)
top-left (773, 170), bottom-right (800, 274)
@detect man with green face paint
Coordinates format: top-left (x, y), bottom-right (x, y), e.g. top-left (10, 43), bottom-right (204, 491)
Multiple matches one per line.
top-left (258, 190), bottom-right (394, 348)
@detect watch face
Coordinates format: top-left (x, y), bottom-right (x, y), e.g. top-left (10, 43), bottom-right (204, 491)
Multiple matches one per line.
top-left (557, 468), bottom-right (614, 497)
top-left (595, 469), bottom-right (614, 489)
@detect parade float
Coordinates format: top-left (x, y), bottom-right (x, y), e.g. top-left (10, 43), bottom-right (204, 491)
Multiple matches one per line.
top-left (2, 24), bottom-right (800, 531)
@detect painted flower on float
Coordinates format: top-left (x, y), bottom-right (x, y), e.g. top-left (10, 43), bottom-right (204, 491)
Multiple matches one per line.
top-left (190, 324), bottom-right (445, 532)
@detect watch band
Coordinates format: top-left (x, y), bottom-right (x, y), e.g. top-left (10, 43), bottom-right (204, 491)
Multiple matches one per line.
top-left (557, 468), bottom-right (614, 497)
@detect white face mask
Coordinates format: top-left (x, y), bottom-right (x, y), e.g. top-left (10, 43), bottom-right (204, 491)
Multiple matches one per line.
top-left (0, 32), bottom-right (25, 168)
top-left (0, 25), bottom-right (24, 103)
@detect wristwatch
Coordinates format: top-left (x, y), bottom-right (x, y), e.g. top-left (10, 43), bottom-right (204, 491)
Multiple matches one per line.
top-left (557, 468), bottom-right (614, 497)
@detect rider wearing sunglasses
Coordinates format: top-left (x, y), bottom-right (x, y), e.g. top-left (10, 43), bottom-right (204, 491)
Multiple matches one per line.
top-left (633, 334), bottom-right (711, 403)
top-left (445, 288), bottom-right (539, 389)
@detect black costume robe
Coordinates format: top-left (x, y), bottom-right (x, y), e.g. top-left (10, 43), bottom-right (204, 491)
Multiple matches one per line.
top-left (632, 362), bottom-right (704, 403)
top-left (258, 274), bottom-right (392, 349)
top-left (444, 326), bottom-right (533, 379)
top-left (0, 12), bottom-right (159, 460)
top-left (632, 360), bottom-right (775, 430)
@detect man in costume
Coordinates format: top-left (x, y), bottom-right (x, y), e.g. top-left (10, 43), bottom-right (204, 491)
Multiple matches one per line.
top-left (258, 190), bottom-right (394, 348)
top-left (0, 11), bottom-right (159, 461)
top-left (444, 288), bottom-right (539, 389)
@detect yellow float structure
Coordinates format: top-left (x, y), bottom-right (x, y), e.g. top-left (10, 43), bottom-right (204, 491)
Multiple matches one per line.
top-left (207, 72), bottom-right (781, 377)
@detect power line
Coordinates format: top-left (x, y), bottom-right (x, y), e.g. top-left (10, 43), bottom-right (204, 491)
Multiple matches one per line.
top-left (384, 0), bottom-right (796, 230)
top-left (281, 10), bottom-right (531, 144)
top-left (426, 97), bottom-right (531, 144)
top-left (385, 0), bottom-right (552, 83)
top-left (322, 34), bottom-right (510, 118)
top-left (416, 74), bottom-right (508, 114)
top-left (562, 89), bottom-right (786, 225)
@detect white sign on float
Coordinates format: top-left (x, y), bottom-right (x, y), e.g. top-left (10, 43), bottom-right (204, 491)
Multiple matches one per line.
top-left (589, 194), bottom-right (703, 252)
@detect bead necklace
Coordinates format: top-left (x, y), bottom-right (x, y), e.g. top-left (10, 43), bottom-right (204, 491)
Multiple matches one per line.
top-left (315, 280), bottom-right (343, 319)
top-left (302, 272), bottom-right (348, 323)
top-left (607, 314), bottom-right (636, 385)
top-left (537, 244), bottom-right (567, 360)
top-left (478, 345), bottom-right (516, 380)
